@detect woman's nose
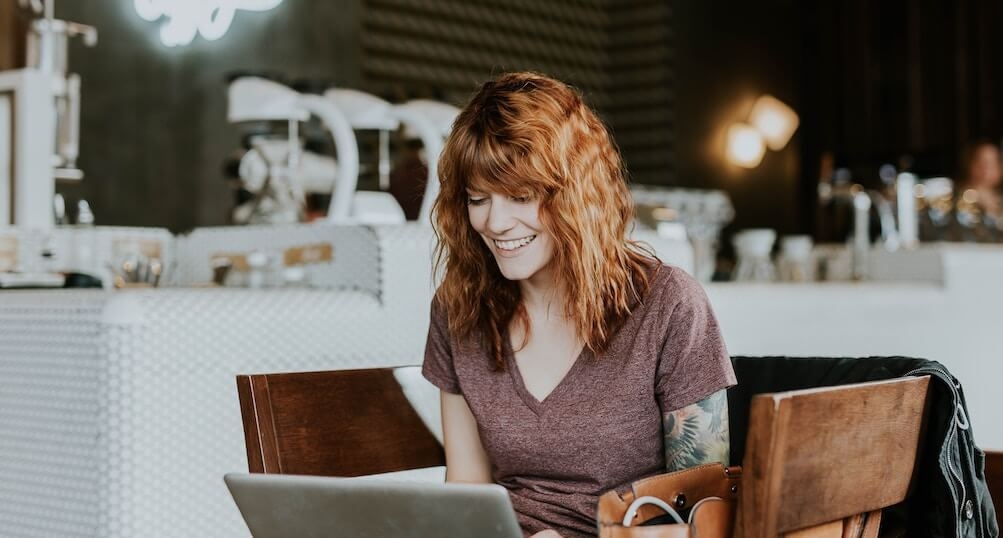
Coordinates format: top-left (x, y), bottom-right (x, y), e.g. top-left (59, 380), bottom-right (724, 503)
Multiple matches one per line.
top-left (485, 197), bottom-right (516, 235)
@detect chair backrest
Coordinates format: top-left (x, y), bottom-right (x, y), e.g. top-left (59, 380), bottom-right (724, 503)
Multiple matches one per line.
top-left (737, 375), bottom-right (931, 537)
top-left (236, 367), bottom-right (445, 477)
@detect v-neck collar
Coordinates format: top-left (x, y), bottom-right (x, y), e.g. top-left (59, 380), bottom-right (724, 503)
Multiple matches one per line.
top-left (504, 335), bottom-right (592, 416)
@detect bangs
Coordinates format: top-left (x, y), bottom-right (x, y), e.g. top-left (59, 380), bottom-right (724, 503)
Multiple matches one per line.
top-left (456, 135), bottom-right (555, 198)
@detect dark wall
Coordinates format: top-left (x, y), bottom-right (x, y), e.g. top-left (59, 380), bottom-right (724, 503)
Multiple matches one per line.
top-left (671, 0), bottom-right (1003, 240)
top-left (672, 1), bottom-right (802, 236)
top-left (802, 0), bottom-right (1003, 176)
top-left (360, 0), bottom-right (674, 186)
top-left (56, 0), bottom-right (362, 232)
top-left (798, 0), bottom-right (1003, 239)
top-left (604, 1), bottom-right (674, 185)
top-left (57, 0), bottom-right (675, 231)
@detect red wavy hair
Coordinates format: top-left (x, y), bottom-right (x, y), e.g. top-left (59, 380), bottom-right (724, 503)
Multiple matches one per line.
top-left (432, 72), bottom-right (655, 369)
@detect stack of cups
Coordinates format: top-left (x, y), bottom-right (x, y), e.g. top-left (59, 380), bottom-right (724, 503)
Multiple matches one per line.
top-left (778, 235), bottom-right (814, 282)
top-left (732, 229), bottom-right (777, 282)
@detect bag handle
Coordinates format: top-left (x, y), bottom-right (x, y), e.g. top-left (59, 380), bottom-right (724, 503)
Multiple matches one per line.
top-left (621, 495), bottom-right (684, 526)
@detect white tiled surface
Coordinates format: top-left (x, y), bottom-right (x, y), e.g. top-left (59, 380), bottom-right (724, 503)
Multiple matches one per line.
top-left (0, 292), bottom-right (104, 537)
top-left (0, 224), bottom-right (436, 537)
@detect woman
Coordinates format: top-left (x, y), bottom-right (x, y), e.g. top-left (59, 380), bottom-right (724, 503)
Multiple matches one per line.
top-left (954, 140), bottom-right (1003, 241)
top-left (958, 139), bottom-right (1002, 218)
top-left (422, 72), bottom-right (736, 538)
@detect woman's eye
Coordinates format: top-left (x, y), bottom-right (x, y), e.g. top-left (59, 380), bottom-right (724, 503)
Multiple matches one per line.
top-left (466, 197), bottom-right (487, 206)
top-left (510, 196), bottom-right (531, 203)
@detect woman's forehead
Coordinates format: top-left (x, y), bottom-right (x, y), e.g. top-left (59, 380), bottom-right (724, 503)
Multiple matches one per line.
top-left (464, 173), bottom-right (539, 194)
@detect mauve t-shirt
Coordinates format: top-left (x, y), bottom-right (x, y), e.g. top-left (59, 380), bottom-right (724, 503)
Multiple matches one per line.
top-left (422, 263), bottom-right (736, 537)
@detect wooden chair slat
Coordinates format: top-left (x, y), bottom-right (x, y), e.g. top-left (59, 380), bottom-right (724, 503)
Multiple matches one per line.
top-left (235, 367), bottom-right (445, 477)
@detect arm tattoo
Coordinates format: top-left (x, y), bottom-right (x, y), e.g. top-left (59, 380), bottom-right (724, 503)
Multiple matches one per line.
top-left (663, 389), bottom-right (730, 472)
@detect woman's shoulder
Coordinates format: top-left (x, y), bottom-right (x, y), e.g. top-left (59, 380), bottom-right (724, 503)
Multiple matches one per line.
top-left (643, 262), bottom-right (710, 308)
top-left (428, 290), bottom-right (457, 335)
top-left (429, 291), bottom-right (446, 319)
top-left (646, 261), bottom-right (702, 290)
top-left (428, 290), bottom-right (480, 350)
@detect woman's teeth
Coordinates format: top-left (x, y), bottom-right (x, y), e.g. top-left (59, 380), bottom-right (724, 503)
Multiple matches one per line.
top-left (494, 235), bottom-right (537, 251)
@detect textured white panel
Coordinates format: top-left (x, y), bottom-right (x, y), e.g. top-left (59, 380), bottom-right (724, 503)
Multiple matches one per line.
top-left (0, 223), bottom-right (445, 537)
top-left (0, 291), bottom-right (105, 537)
top-left (373, 224), bottom-right (437, 365)
top-left (171, 223), bottom-right (380, 293)
top-left (96, 289), bottom-right (399, 537)
top-left (0, 295), bottom-right (422, 534)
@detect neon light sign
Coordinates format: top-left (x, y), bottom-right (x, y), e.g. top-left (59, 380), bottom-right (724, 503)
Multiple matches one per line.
top-left (134, 0), bottom-right (283, 47)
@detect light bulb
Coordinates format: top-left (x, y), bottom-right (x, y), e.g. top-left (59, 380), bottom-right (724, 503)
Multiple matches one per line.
top-left (726, 123), bottom-right (766, 168)
top-left (749, 95), bottom-right (799, 150)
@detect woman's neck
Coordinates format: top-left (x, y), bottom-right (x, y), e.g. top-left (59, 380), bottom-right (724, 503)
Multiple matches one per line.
top-left (518, 268), bottom-right (565, 321)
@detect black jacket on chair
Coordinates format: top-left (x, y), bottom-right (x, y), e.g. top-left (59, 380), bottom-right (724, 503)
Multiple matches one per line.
top-left (728, 356), bottom-right (998, 538)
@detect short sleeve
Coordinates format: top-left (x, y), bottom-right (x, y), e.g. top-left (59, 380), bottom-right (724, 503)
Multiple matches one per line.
top-left (654, 268), bottom-right (737, 412)
top-left (421, 297), bottom-right (462, 394)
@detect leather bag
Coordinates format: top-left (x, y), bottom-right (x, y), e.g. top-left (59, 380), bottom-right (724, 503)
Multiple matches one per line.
top-left (596, 463), bottom-right (741, 538)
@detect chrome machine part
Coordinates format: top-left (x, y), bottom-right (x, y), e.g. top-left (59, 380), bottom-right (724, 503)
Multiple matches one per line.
top-left (23, 0), bottom-right (97, 176)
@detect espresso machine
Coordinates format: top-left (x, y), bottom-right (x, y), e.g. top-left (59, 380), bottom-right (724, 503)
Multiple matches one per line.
top-left (225, 76), bottom-right (458, 225)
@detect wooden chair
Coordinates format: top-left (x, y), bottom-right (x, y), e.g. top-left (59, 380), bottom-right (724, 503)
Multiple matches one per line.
top-left (737, 376), bottom-right (931, 537)
top-left (235, 367), bottom-right (445, 477)
top-left (987, 450), bottom-right (1003, 527)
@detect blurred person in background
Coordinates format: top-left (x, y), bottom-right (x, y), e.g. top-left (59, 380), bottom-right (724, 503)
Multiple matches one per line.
top-left (959, 139), bottom-right (1002, 216)
top-left (955, 139), bottom-right (1003, 241)
top-left (389, 137), bottom-right (428, 221)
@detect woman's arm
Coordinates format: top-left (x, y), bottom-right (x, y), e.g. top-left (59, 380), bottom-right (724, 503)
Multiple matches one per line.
top-left (663, 389), bottom-right (730, 472)
top-left (440, 391), bottom-right (493, 483)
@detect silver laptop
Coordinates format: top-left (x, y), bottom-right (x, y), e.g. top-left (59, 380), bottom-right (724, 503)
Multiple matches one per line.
top-left (224, 472), bottom-right (523, 538)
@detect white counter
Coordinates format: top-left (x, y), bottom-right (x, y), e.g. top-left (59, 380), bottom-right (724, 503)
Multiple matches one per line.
top-left (0, 288), bottom-right (399, 537)
top-left (709, 281), bottom-right (999, 445)
top-left (708, 243), bottom-right (1003, 450)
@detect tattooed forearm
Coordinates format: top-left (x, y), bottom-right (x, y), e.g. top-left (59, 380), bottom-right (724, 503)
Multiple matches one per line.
top-left (663, 389), bottom-right (730, 472)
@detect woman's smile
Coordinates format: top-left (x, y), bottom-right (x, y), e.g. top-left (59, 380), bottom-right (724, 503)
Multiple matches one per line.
top-left (492, 235), bottom-right (538, 256)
